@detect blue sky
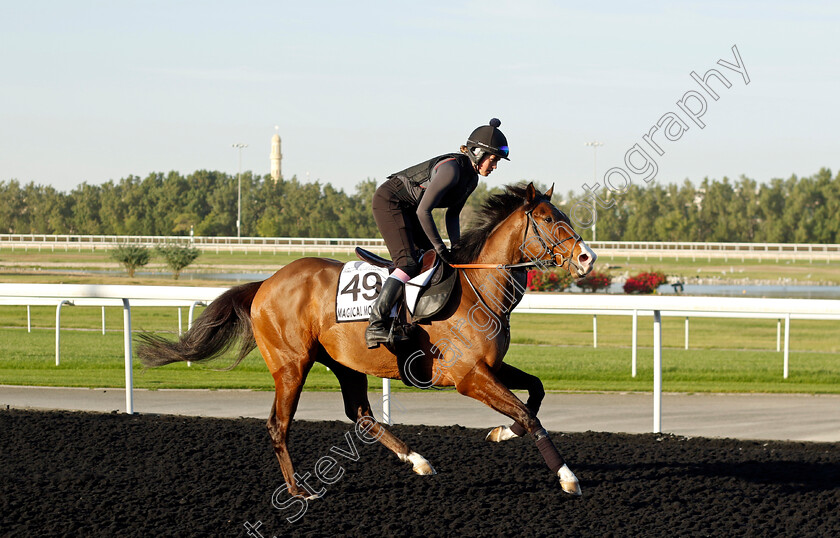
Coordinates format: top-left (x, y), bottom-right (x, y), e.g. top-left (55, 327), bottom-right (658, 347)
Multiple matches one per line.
top-left (2, 1), bottom-right (838, 196)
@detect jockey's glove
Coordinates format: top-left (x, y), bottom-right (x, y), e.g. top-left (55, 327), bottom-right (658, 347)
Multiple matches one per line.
top-left (435, 246), bottom-right (455, 266)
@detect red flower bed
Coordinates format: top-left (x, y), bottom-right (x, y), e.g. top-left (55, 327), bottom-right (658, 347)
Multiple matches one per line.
top-left (526, 268), bottom-right (574, 292)
top-left (575, 270), bottom-right (612, 293)
top-left (623, 271), bottom-right (667, 294)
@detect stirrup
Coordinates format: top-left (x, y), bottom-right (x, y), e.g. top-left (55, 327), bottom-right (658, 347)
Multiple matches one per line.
top-left (366, 319), bottom-right (409, 349)
top-left (390, 322), bottom-right (412, 344)
top-left (365, 325), bottom-right (389, 349)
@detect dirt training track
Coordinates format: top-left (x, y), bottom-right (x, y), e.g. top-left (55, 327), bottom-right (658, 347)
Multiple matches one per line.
top-left (2, 409), bottom-right (838, 537)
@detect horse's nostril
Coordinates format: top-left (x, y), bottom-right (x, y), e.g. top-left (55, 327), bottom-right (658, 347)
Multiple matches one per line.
top-left (579, 254), bottom-right (589, 263)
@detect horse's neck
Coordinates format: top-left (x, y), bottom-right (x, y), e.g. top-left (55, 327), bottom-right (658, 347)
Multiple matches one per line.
top-left (465, 214), bottom-right (527, 318)
top-left (474, 212), bottom-right (526, 266)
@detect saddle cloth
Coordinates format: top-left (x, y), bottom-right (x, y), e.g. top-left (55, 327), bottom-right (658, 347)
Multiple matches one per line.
top-left (335, 250), bottom-right (458, 323)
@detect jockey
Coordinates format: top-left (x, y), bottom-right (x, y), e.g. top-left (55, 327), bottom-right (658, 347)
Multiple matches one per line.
top-left (365, 118), bottom-right (510, 348)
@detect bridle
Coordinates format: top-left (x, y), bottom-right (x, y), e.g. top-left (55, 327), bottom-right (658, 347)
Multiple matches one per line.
top-left (450, 202), bottom-right (584, 273)
top-left (521, 207), bottom-right (585, 275)
top-left (452, 202), bottom-right (585, 316)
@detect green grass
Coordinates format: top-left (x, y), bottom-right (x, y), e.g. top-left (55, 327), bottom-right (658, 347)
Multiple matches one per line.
top-left (0, 328), bottom-right (337, 390)
top-left (1, 306), bottom-right (837, 394)
top-left (0, 304), bottom-right (208, 332)
top-left (504, 346), bottom-right (839, 394)
top-left (509, 313), bottom-right (840, 352)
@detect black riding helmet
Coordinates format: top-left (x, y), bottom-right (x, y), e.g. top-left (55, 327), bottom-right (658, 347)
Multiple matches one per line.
top-left (466, 118), bottom-right (510, 166)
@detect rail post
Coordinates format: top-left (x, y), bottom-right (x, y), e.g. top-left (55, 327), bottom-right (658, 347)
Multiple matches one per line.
top-left (783, 313), bottom-right (791, 379)
top-left (777, 319), bottom-right (781, 352)
top-left (55, 299), bottom-right (72, 365)
top-left (382, 378), bottom-right (392, 425)
top-left (187, 301), bottom-right (204, 367)
top-left (122, 299), bottom-right (134, 414)
top-left (631, 309), bottom-right (638, 377)
top-left (188, 301), bottom-right (202, 330)
top-left (653, 310), bottom-right (662, 433)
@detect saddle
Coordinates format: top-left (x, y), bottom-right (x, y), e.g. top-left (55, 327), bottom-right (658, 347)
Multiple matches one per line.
top-left (354, 248), bottom-right (458, 323)
top-left (355, 247), bottom-right (459, 388)
top-left (355, 247), bottom-right (435, 273)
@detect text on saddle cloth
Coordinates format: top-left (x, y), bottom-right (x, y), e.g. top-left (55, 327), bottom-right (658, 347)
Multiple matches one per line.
top-left (335, 260), bottom-right (439, 323)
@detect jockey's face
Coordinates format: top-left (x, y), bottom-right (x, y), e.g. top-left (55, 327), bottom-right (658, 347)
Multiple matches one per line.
top-left (477, 154), bottom-right (501, 177)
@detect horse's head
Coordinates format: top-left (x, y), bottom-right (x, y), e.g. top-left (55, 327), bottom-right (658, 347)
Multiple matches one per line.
top-left (519, 182), bottom-right (597, 278)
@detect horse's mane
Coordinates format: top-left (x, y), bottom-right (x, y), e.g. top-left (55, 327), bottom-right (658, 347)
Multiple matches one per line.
top-left (451, 183), bottom-right (535, 264)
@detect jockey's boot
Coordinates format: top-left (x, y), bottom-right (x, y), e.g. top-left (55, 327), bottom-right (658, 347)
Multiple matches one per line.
top-left (365, 277), bottom-right (403, 349)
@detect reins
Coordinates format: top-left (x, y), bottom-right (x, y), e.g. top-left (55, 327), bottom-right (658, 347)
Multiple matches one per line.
top-left (449, 261), bottom-right (538, 269)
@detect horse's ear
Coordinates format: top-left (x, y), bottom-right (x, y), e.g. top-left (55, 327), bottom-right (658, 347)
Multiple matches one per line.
top-left (545, 183), bottom-right (554, 199)
top-left (525, 182), bottom-right (537, 203)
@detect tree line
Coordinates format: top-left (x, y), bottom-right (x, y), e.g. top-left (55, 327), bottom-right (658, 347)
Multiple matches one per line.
top-left (572, 167), bottom-right (840, 243)
top-left (1, 167), bottom-right (838, 243)
top-left (0, 171), bottom-right (379, 238)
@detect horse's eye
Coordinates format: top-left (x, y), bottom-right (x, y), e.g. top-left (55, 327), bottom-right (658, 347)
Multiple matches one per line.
top-left (544, 217), bottom-right (553, 223)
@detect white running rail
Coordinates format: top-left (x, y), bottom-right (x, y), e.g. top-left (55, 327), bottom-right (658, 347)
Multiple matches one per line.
top-left (513, 294), bottom-right (840, 432)
top-left (0, 284), bottom-right (228, 414)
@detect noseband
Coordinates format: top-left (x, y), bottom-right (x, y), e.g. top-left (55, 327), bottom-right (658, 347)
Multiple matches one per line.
top-left (522, 209), bottom-right (584, 274)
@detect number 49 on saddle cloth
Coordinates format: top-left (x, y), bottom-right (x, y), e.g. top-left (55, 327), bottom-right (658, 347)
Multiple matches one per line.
top-left (334, 260), bottom-right (439, 323)
top-left (335, 262), bottom-right (389, 322)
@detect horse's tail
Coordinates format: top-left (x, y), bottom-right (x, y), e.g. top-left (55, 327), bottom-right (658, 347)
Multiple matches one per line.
top-left (137, 281), bottom-right (263, 369)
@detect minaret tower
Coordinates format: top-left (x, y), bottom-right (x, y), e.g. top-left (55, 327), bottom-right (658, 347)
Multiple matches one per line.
top-left (270, 125), bottom-right (282, 181)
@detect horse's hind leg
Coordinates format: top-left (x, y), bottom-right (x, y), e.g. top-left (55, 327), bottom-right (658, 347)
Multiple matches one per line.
top-left (486, 363), bottom-right (544, 442)
top-left (264, 352), bottom-right (316, 498)
top-left (319, 349), bottom-right (436, 476)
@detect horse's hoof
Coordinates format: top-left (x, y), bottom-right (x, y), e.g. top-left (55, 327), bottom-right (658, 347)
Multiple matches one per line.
top-left (399, 451), bottom-right (437, 476)
top-left (289, 485), bottom-right (323, 500)
top-left (413, 461), bottom-right (436, 476)
top-left (557, 464), bottom-right (582, 496)
top-left (485, 425), bottom-right (520, 442)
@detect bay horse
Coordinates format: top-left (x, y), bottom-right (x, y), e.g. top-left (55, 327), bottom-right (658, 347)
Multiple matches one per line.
top-left (138, 183), bottom-right (596, 497)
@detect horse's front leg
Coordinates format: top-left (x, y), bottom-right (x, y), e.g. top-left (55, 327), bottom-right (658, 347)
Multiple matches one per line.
top-left (485, 363), bottom-right (544, 442)
top-left (455, 362), bottom-right (581, 496)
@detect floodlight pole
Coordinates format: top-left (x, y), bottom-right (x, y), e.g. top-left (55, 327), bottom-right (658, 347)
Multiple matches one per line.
top-left (232, 143), bottom-right (248, 238)
top-left (585, 141), bottom-right (603, 242)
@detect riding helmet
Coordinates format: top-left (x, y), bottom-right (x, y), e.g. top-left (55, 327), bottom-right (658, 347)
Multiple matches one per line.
top-left (466, 118), bottom-right (510, 165)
